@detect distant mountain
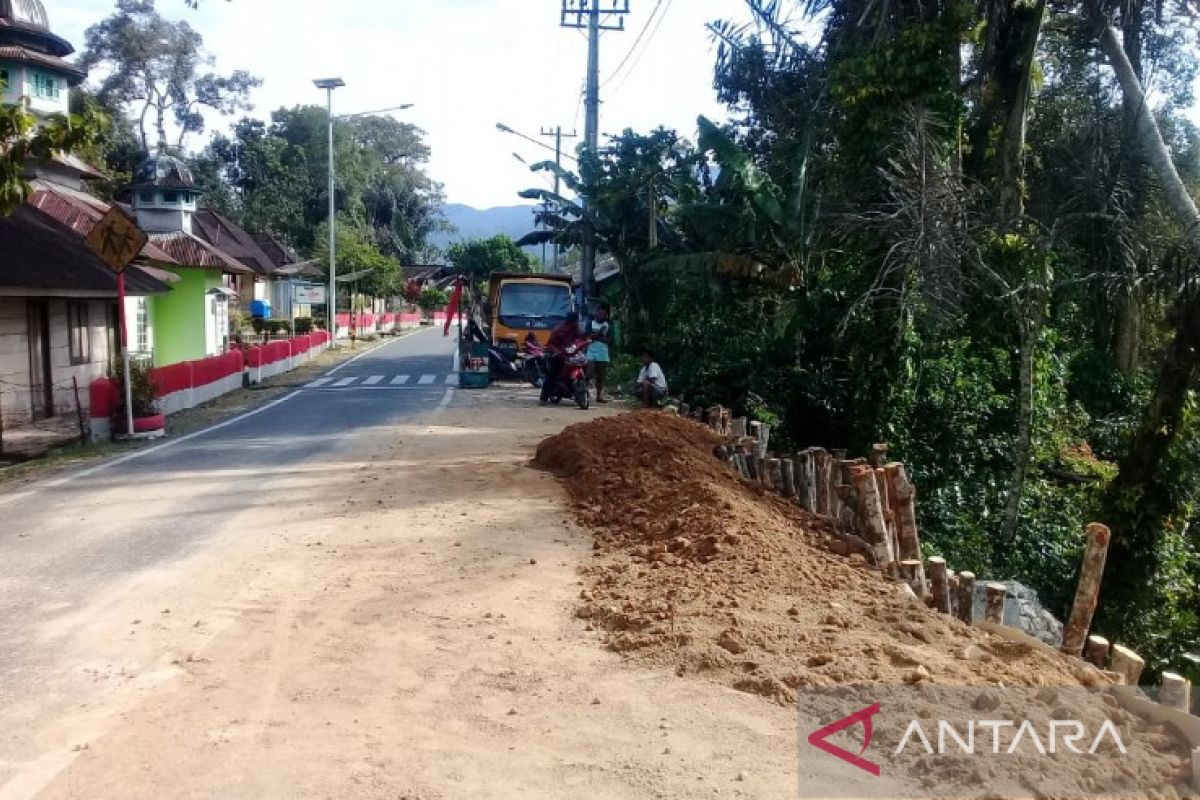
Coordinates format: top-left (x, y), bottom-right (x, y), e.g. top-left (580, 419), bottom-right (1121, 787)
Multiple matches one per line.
top-left (432, 203), bottom-right (541, 251)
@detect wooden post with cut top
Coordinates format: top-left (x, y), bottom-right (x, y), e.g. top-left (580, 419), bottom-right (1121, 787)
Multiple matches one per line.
top-left (851, 465), bottom-right (896, 570)
top-left (813, 448), bottom-right (832, 516)
top-left (984, 583), bottom-right (1007, 624)
top-left (1084, 635), bottom-right (1110, 669)
top-left (1061, 523), bottom-right (1112, 657)
top-left (1159, 672), bottom-right (1191, 712)
top-left (927, 557), bottom-right (951, 613)
top-left (1110, 644), bottom-right (1145, 686)
top-left (956, 571), bottom-right (976, 624)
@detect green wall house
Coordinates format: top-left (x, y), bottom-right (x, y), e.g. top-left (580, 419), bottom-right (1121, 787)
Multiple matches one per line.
top-left (130, 154), bottom-right (252, 365)
top-left (147, 268), bottom-right (224, 366)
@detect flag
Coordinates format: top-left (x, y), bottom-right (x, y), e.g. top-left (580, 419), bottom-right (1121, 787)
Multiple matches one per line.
top-left (444, 278), bottom-right (464, 336)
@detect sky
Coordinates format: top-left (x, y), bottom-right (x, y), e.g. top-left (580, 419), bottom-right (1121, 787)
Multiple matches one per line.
top-left (51, 0), bottom-right (748, 210)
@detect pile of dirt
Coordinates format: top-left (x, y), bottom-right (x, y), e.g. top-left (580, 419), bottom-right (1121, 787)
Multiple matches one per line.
top-left (535, 412), bottom-right (1199, 797)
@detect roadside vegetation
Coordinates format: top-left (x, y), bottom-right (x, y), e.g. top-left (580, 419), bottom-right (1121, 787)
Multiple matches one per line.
top-left (521, 0), bottom-right (1200, 674)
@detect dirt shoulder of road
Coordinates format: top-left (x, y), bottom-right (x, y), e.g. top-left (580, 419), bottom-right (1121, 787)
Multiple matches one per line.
top-left (0, 331), bottom-right (418, 495)
top-left (10, 385), bottom-right (810, 799)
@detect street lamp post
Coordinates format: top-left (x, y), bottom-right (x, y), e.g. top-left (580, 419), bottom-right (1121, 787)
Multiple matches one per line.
top-left (314, 77), bottom-right (345, 343)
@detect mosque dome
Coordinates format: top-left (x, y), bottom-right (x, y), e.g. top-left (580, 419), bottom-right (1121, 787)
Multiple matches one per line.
top-left (0, 0), bottom-right (49, 30)
top-left (134, 154), bottom-right (199, 191)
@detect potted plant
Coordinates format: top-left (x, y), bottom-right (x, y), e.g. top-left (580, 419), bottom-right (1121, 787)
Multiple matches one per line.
top-left (110, 357), bottom-right (165, 437)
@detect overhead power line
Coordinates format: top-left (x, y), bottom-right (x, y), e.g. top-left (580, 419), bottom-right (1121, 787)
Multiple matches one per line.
top-left (607, 0), bottom-right (674, 99)
top-left (600, 0), bottom-right (665, 88)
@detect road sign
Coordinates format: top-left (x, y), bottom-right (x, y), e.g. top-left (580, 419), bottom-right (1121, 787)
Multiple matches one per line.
top-left (293, 284), bottom-right (327, 304)
top-left (84, 206), bottom-right (147, 274)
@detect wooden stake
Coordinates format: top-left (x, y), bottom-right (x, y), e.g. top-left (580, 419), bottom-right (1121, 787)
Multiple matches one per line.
top-left (900, 560), bottom-right (924, 595)
top-left (957, 571), bottom-right (976, 624)
top-left (1084, 635), bottom-right (1110, 669)
top-left (1061, 522), bottom-right (1112, 657)
top-left (927, 557), bottom-right (951, 613)
top-left (869, 442), bottom-right (889, 468)
top-left (766, 458), bottom-right (782, 492)
top-left (947, 572), bottom-right (960, 617)
top-left (679, 402), bottom-right (690, 419)
top-left (795, 450), bottom-right (816, 511)
top-left (850, 465), bottom-right (896, 570)
top-left (781, 457), bottom-right (796, 498)
top-left (884, 463), bottom-right (922, 563)
top-left (731, 417), bottom-right (747, 439)
top-left (984, 582), bottom-right (1007, 624)
top-left (1159, 672), bottom-right (1191, 712)
top-left (813, 448), bottom-right (832, 516)
top-left (1110, 644), bottom-right (1145, 686)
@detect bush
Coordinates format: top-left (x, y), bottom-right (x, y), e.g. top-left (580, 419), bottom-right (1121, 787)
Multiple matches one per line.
top-left (294, 317), bottom-right (314, 335)
top-left (108, 357), bottom-right (159, 418)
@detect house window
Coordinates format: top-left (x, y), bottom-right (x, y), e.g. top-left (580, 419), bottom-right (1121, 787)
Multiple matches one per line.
top-left (0, 69), bottom-right (9, 91)
top-left (139, 191), bottom-right (154, 204)
top-left (162, 191), bottom-right (179, 203)
top-left (32, 74), bottom-right (59, 99)
top-left (67, 302), bottom-right (90, 365)
top-left (134, 297), bottom-right (151, 353)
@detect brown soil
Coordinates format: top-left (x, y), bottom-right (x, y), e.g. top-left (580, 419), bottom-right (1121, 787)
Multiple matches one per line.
top-left (535, 411), bottom-right (1200, 799)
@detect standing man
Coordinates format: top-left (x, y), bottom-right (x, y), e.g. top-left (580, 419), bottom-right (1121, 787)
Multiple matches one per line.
top-left (586, 303), bottom-right (611, 404)
top-left (540, 311), bottom-right (581, 405)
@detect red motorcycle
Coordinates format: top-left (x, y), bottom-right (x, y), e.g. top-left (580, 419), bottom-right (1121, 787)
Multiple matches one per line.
top-left (543, 337), bottom-right (592, 410)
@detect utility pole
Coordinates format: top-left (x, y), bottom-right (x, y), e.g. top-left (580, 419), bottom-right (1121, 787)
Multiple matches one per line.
top-left (540, 125), bottom-right (577, 273)
top-left (561, 0), bottom-right (628, 303)
top-left (313, 77), bottom-right (345, 344)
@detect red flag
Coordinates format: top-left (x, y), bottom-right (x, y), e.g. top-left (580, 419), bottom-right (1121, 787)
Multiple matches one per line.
top-left (443, 279), bottom-right (463, 336)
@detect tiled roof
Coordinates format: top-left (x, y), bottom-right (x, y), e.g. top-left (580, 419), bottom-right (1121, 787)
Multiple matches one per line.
top-left (0, 204), bottom-right (171, 294)
top-left (149, 231), bottom-right (254, 275)
top-left (0, 44), bottom-right (84, 81)
top-left (27, 182), bottom-right (179, 264)
top-left (191, 209), bottom-right (278, 275)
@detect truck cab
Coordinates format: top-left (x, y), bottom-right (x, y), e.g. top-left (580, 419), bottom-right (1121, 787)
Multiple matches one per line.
top-left (487, 272), bottom-right (574, 349)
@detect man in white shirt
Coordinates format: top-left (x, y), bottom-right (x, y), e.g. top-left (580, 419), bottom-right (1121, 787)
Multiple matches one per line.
top-left (634, 352), bottom-right (668, 407)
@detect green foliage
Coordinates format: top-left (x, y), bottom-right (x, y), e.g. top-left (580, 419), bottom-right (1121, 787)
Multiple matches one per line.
top-left (0, 106), bottom-right (99, 214)
top-left (418, 286), bottom-right (450, 315)
top-left (446, 235), bottom-right (536, 280)
top-left (109, 357), bottom-right (160, 418)
top-left (312, 220), bottom-right (403, 298)
top-left (539, 0), bottom-right (1200, 668)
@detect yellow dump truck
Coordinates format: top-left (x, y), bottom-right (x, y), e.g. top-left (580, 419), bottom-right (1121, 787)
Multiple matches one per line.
top-left (487, 272), bottom-right (575, 348)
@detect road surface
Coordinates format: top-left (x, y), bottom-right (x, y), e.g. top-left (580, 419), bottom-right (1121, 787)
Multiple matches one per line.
top-left (0, 327), bottom-right (800, 799)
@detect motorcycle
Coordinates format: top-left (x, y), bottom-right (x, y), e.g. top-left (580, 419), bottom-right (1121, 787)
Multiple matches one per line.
top-left (523, 340), bottom-right (548, 388)
top-left (541, 337), bottom-right (592, 410)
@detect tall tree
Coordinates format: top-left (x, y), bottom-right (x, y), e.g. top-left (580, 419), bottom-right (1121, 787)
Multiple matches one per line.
top-left (79, 0), bottom-right (260, 153)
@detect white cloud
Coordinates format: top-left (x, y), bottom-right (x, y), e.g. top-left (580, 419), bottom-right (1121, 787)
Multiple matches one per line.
top-left (53, 0), bottom-right (746, 209)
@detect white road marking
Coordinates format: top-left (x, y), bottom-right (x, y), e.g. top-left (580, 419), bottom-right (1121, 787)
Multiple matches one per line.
top-left (451, 342), bottom-right (459, 373)
top-left (417, 374), bottom-right (436, 385)
top-left (323, 326), bottom-right (434, 377)
top-left (27, 390), bottom-right (305, 493)
top-left (435, 388), bottom-right (455, 413)
top-left (444, 373), bottom-right (458, 385)
top-left (305, 378), bottom-right (332, 388)
top-left (363, 375), bottom-right (384, 385)
top-left (332, 377), bottom-right (356, 387)
top-left (390, 375), bottom-right (410, 385)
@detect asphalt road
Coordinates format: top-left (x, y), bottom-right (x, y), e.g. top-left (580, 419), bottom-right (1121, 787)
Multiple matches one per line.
top-left (0, 327), bottom-right (458, 705)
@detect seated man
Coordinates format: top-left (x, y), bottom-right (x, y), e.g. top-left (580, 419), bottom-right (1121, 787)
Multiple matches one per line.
top-left (633, 352), bottom-right (668, 407)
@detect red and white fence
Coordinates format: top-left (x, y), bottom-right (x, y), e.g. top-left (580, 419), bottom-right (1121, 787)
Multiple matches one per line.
top-left (335, 311), bottom-right (422, 338)
top-left (88, 330), bottom-right (332, 440)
